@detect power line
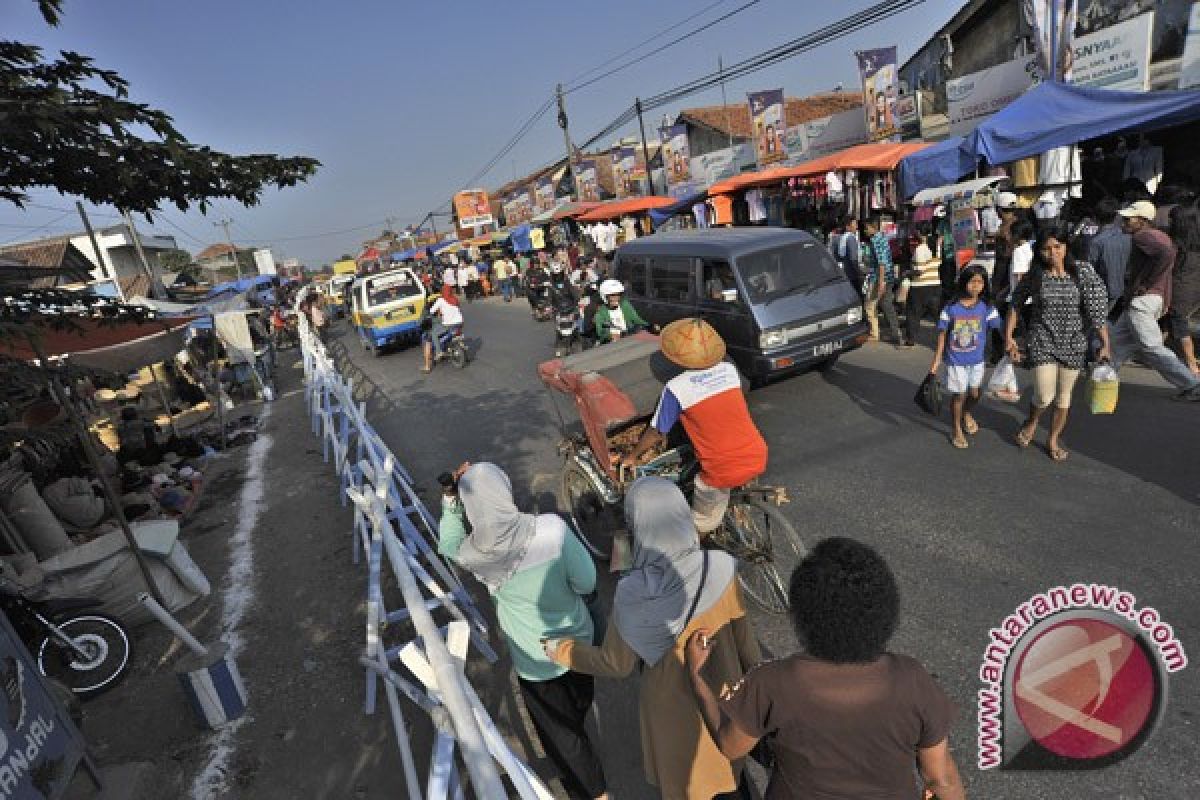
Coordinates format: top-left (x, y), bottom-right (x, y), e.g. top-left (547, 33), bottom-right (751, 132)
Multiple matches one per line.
top-left (150, 212), bottom-right (207, 247)
top-left (565, 0), bottom-right (764, 96)
top-left (1, 213), bottom-right (72, 245)
top-left (563, 0), bottom-right (730, 89)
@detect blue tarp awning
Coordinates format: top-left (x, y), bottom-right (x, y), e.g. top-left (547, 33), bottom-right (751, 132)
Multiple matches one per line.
top-left (391, 248), bottom-right (418, 261)
top-left (206, 275), bottom-right (275, 298)
top-left (898, 82), bottom-right (1200, 199)
top-left (430, 238), bottom-right (458, 254)
top-left (897, 136), bottom-right (972, 200)
top-left (648, 190), bottom-right (709, 226)
top-left (510, 224), bottom-right (532, 253)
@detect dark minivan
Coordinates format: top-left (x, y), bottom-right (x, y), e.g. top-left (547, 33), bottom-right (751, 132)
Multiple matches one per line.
top-left (613, 228), bottom-right (868, 381)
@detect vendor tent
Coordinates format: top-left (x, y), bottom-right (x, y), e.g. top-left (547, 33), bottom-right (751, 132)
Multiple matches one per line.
top-left (576, 196), bottom-right (675, 222)
top-left (1, 316), bottom-right (197, 373)
top-left (709, 142), bottom-right (931, 195)
top-left (648, 190), bottom-right (709, 226)
top-left (899, 82), bottom-right (1200, 198)
top-left (552, 201), bottom-right (600, 220)
top-left (897, 137), bottom-right (973, 200)
top-left (510, 225), bottom-right (532, 253)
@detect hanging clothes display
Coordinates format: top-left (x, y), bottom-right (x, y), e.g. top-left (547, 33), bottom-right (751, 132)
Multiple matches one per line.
top-left (1011, 157), bottom-right (1039, 189)
top-left (745, 189), bottom-right (768, 223)
top-left (1038, 146), bottom-right (1082, 199)
top-left (692, 202), bottom-right (710, 229)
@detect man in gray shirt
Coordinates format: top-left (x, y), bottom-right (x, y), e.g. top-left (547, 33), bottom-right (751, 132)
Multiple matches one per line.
top-left (1087, 197), bottom-right (1132, 314)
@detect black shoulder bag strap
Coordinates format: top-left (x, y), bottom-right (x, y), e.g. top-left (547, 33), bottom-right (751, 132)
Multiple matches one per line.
top-left (681, 550), bottom-right (710, 634)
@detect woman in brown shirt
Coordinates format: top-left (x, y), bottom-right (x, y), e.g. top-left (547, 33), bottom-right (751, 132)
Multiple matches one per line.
top-left (549, 477), bottom-right (761, 799)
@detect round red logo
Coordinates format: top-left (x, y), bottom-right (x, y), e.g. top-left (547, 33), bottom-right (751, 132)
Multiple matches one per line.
top-left (1012, 617), bottom-right (1158, 760)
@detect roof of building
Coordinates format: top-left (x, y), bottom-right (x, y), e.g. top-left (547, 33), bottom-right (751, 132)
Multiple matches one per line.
top-left (677, 92), bottom-right (864, 140)
top-left (194, 242), bottom-right (245, 261)
top-left (0, 236), bottom-right (94, 288)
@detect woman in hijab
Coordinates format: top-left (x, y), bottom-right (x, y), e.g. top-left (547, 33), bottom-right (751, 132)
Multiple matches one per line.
top-left (437, 463), bottom-right (608, 800)
top-left (548, 477), bottom-right (761, 800)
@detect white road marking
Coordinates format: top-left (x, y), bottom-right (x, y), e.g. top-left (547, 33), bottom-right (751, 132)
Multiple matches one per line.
top-left (190, 405), bottom-right (273, 799)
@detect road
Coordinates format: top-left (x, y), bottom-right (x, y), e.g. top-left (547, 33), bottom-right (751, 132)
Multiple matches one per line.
top-left (325, 293), bottom-right (1199, 799)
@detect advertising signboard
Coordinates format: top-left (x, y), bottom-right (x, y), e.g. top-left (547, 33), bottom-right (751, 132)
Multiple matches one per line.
top-left (747, 89), bottom-right (785, 167)
top-left (574, 160), bottom-right (599, 202)
top-left (535, 177), bottom-right (555, 212)
top-left (452, 189), bottom-right (494, 229)
top-left (857, 46), bottom-right (899, 142)
top-left (612, 147), bottom-right (639, 198)
top-left (803, 107), bottom-right (869, 158)
top-left (661, 124), bottom-right (693, 190)
top-left (946, 55), bottom-right (1041, 138)
top-left (688, 142), bottom-right (757, 188)
top-left (893, 93), bottom-right (921, 140)
top-left (1071, 12), bottom-right (1155, 91)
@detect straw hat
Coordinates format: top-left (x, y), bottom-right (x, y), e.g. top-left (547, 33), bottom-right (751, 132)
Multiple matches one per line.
top-left (660, 318), bottom-right (726, 370)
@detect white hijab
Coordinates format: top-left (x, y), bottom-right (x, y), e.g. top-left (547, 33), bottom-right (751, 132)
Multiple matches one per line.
top-left (455, 463), bottom-right (537, 590)
top-left (613, 477), bottom-right (736, 666)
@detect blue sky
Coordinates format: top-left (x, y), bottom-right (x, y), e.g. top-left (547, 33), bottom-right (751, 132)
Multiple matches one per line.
top-left (2, 0), bottom-right (963, 267)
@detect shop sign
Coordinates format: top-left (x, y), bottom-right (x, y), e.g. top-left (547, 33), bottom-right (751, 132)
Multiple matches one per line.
top-left (1178, 3), bottom-right (1200, 88)
top-left (746, 88), bottom-right (786, 167)
top-left (946, 55), bottom-right (1041, 138)
top-left (803, 107), bottom-right (869, 158)
top-left (452, 189), bottom-right (493, 229)
top-left (856, 46), bottom-right (900, 142)
top-left (1072, 11), bottom-right (1155, 91)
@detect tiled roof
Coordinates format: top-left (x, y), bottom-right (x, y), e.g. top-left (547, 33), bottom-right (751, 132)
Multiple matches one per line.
top-left (195, 242), bottom-right (241, 261)
top-left (677, 92), bottom-right (864, 139)
top-left (0, 236), bottom-right (72, 268)
top-left (0, 236), bottom-right (93, 288)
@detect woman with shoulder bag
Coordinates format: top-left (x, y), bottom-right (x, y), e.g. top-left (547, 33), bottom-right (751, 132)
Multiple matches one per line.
top-left (548, 477), bottom-right (762, 800)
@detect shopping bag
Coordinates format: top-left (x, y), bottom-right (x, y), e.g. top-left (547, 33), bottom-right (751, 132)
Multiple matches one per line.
top-left (914, 373), bottom-right (943, 416)
top-left (1087, 362), bottom-right (1119, 414)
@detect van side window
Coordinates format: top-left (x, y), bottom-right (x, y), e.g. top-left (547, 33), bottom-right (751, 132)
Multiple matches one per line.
top-left (701, 259), bottom-right (738, 302)
top-left (617, 256), bottom-right (648, 297)
top-left (648, 256), bottom-right (694, 302)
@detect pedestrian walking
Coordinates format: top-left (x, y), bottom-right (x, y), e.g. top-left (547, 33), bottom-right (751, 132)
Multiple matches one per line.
top-left (863, 220), bottom-right (903, 344)
top-left (494, 256), bottom-right (513, 302)
top-left (1166, 204), bottom-right (1200, 379)
top-left (986, 222), bottom-right (1036, 403)
top-left (838, 218), bottom-right (863, 298)
top-left (1007, 224), bottom-right (1112, 461)
top-left (903, 231), bottom-right (942, 347)
top-left (685, 537), bottom-right (965, 800)
top-left (1108, 201), bottom-right (1200, 400)
top-left (438, 463), bottom-right (609, 800)
top-left (929, 265), bottom-right (1002, 448)
top-left (1087, 198), bottom-right (1132, 314)
top-left (549, 477), bottom-right (761, 800)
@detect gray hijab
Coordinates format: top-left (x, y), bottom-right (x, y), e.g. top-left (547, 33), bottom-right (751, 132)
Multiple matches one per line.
top-left (455, 463), bottom-right (537, 590)
top-left (613, 477), bottom-right (736, 666)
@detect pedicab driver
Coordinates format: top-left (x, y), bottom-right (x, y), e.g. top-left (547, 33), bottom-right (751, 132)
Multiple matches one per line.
top-left (620, 318), bottom-right (768, 533)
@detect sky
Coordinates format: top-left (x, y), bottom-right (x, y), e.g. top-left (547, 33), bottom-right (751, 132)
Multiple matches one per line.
top-left (1, 0), bottom-right (965, 268)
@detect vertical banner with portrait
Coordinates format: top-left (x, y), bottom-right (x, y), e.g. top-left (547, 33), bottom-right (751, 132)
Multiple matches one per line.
top-left (535, 177), bottom-right (555, 212)
top-left (574, 160), bottom-right (599, 202)
top-left (661, 124), bottom-right (693, 193)
top-left (856, 46), bottom-right (900, 143)
top-left (747, 89), bottom-right (785, 167)
top-left (612, 147), bottom-right (639, 198)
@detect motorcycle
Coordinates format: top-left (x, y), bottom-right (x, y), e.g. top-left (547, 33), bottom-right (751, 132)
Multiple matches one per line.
top-left (554, 299), bottom-right (581, 357)
top-left (432, 326), bottom-right (470, 369)
top-left (0, 579), bottom-right (133, 699)
top-left (527, 285), bottom-right (554, 322)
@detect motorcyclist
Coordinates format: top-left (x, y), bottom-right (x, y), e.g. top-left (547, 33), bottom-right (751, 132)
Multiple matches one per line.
top-left (593, 279), bottom-right (655, 343)
top-left (547, 262), bottom-right (577, 308)
top-left (525, 258), bottom-right (551, 314)
top-left (579, 280), bottom-right (604, 348)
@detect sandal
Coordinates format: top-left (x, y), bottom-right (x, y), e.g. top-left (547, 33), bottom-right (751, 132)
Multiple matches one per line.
top-left (420, 366), bottom-right (432, 373)
top-left (1015, 426), bottom-right (1035, 449)
top-left (962, 416), bottom-right (979, 435)
top-left (951, 435), bottom-right (969, 449)
top-left (1048, 446), bottom-right (1069, 462)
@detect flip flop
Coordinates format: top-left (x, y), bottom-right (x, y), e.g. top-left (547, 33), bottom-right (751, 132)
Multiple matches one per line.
top-left (951, 435), bottom-right (969, 449)
top-left (1049, 446), bottom-right (1069, 462)
top-left (963, 416), bottom-right (979, 435)
top-left (1015, 427), bottom-right (1034, 449)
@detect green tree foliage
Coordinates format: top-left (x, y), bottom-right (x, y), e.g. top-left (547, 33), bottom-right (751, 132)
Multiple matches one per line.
top-left (1, 0), bottom-right (320, 213)
top-left (158, 248), bottom-right (192, 271)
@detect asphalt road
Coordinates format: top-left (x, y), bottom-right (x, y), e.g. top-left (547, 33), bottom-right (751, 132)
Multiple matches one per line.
top-left (325, 294), bottom-right (1199, 800)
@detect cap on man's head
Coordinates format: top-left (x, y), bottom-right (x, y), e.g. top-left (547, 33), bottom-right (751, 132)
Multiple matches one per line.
top-left (995, 192), bottom-right (1018, 210)
top-left (1117, 200), bottom-right (1156, 221)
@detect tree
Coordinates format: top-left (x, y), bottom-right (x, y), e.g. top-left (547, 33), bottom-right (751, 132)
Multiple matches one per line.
top-left (159, 248), bottom-right (192, 271)
top-left (1, 0), bottom-right (320, 214)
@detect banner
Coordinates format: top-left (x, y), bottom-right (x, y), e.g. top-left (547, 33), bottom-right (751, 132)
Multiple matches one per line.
top-left (893, 93), bottom-right (921, 140)
top-left (803, 107), bottom-right (869, 158)
top-left (661, 125), bottom-right (693, 190)
top-left (1023, 0), bottom-right (1078, 82)
top-left (783, 125), bottom-right (808, 165)
top-left (535, 177), bottom-right (555, 211)
top-left (452, 189), bottom-right (493, 229)
top-left (747, 89), bottom-right (785, 166)
top-left (1071, 11), bottom-right (1155, 91)
top-left (856, 47), bottom-right (900, 142)
top-left (946, 55), bottom-right (1041, 138)
top-left (1181, 2), bottom-right (1200, 88)
top-left (688, 142), bottom-right (757, 188)
top-left (612, 147), bottom-right (639, 198)
top-left (574, 160), bottom-right (599, 202)
top-left (503, 188), bottom-right (532, 226)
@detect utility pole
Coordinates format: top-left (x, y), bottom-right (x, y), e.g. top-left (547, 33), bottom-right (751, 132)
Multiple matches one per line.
top-left (719, 55), bottom-right (734, 151)
top-left (75, 202), bottom-right (119, 301)
top-left (214, 218), bottom-right (241, 280)
top-left (635, 97), bottom-right (656, 196)
top-left (556, 84), bottom-right (577, 200)
top-left (122, 210), bottom-right (166, 300)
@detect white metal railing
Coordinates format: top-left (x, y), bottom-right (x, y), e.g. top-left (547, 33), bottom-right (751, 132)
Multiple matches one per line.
top-left (297, 316), bottom-right (549, 799)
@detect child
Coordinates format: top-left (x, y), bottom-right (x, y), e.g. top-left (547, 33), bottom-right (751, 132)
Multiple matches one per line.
top-left (929, 265), bottom-right (1002, 448)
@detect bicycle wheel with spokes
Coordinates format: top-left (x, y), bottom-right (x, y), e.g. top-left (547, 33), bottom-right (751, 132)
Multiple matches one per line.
top-left (721, 495), bottom-right (805, 615)
top-left (561, 462), bottom-right (619, 561)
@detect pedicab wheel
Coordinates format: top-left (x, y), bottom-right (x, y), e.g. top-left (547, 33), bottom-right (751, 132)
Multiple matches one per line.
top-left (721, 495), bottom-right (805, 615)
top-left (561, 462), bottom-right (618, 561)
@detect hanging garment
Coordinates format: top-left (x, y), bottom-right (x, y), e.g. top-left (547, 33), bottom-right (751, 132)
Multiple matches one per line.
top-left (692, 202), bottom-right (710, 229)
top-left (1039, 146), bottom-right (1082, 199)
top-left (1011, 157), bottom-right (1039, 188)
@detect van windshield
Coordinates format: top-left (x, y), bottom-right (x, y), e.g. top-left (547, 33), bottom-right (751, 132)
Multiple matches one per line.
top-left (736, 243), bottom-right (842, 303)
top-left (366, 272), bottom-right (418, 306)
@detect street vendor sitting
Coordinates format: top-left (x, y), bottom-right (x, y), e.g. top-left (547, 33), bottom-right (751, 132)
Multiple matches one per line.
top-left (593, 279), bottom-right (656, 343)
top-left (116, 404), bottom-right (162, 466)
top-left (620, 318), bottom-right (767, 534)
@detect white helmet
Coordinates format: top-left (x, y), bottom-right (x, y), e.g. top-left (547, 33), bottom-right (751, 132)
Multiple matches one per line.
top-left (550, 262), bottom-right (565, 274)
top-left (599, 279), bottom-right (624, 298)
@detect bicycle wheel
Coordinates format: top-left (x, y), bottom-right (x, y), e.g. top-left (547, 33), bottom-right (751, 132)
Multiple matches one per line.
top-left (560, 462), bottom-right (619, 561)
top-left (721, 495), bottom-right (805, 615)
top-left (37, 614), bottom-right (133, 699)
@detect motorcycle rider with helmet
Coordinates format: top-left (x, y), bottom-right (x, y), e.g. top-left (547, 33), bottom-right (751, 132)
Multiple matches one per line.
top-left (593, 279), bottom-right (656, 343)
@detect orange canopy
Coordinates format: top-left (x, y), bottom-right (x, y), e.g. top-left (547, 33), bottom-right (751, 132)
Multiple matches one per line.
top-left (576, 196), bottom-right (675, 222)
top-left (709, 142), bottom-right (932, 195)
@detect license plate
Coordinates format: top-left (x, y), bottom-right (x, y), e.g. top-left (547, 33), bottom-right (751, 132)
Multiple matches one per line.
top-left (813, 340), bottom-right (842, 358)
